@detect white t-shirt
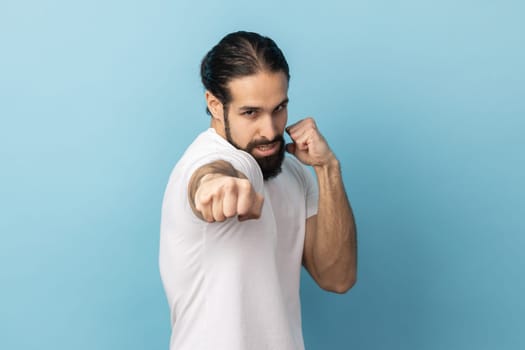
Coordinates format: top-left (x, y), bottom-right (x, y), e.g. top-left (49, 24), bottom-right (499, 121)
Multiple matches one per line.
top-left (159, 128), bottom-right (318, 350)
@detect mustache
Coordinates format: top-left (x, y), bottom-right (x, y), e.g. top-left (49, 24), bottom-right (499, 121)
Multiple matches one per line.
top-left (247, 135), bottom-right (285, 149)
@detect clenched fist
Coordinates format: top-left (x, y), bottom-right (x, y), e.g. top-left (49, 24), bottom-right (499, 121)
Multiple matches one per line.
top-left (285, 117), bottom-right (336, 167)
top-left (193, 174), bottom-right (264, 223)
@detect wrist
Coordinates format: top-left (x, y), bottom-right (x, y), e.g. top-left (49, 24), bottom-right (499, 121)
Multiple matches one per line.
top-left (313, 153), bottom-right (340, 173)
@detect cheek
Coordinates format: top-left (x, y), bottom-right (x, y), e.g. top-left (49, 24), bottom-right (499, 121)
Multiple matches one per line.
top-left (229, 117), bottom-right (254, 147)
top-left (277, 113), bottom-right (288, 132)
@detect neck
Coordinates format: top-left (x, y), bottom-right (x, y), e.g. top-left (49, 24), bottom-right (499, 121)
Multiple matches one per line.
top-left (211, 118), bottom-right (227, 139)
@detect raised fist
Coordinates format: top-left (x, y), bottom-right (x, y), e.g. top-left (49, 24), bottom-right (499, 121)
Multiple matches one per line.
top-left (286, 117), bottom-right (336, 167)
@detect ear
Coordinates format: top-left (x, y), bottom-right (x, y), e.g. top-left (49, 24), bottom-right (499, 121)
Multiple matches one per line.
top-left (205, 91), bottom-right (224, 122)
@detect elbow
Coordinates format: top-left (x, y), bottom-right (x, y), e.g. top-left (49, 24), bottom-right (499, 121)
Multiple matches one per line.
top-left (320, 273), bottom-right (357, 294)
top-left (334, 276), bottom-right (357, 294)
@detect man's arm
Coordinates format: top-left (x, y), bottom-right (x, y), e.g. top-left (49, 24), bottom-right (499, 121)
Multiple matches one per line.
top-left (188, 160), bottom-right (264, 222)
top-left (304, 159), bottom-right (357, 293)
top-left (286, 118), bottom-right (357, 293)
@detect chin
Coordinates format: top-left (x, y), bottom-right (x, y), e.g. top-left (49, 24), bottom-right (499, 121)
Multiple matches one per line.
top-left (261, 165), bottom-right (282, 180)
top-left (255, 150), bottom-right (285, 180)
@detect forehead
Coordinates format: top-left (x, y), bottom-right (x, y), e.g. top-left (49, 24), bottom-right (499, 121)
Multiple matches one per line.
top-left (227, 71), bottom-right (288, 107)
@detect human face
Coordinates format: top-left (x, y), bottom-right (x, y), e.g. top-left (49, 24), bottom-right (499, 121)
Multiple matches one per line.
top-left (223, 71), bottom-right (289, 180)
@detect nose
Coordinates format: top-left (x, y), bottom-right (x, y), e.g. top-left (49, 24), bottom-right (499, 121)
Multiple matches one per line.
top-left (258, 114), bottom-right (279, 141)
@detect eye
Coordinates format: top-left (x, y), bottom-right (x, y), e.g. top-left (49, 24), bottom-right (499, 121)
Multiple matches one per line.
top-left (275, 103), bottom-right (287, 112)
top-left (242, 109), bottom-right (257, 117)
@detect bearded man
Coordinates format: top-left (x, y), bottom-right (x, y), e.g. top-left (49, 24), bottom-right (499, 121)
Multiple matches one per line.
top-left (159, 31), bottom-right (357, 350)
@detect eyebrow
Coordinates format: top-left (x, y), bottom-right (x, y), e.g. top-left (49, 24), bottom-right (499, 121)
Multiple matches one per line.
top-left (238, 98), bottom-right (289, 112)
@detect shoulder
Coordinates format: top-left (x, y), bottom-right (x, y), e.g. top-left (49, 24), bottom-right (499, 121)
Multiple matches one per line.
top-left (174, 128), bottom-right (264, 192)
top-left (282, 156), bottom-right (312, 183)
top-left (276, 155), bottom-right (318, 193)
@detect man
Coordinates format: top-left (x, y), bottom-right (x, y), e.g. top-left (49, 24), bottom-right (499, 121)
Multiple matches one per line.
top-left (159, 31), bottom-right (357, 350)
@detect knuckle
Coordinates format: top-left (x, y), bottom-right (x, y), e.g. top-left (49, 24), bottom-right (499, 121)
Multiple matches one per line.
top-left (195, 189), bottom-right (207, 204)
top-left (238, 179), bottom-right (252, 192)
top-left (238, 202), bottom-right (251, 216)
top-left (237, 205), bottom-right (248, 216)
top-left (194, 198), bottom-right (202, 209)
top-left (224, 208), bottom-right (236, 218)
top-left (305, 117), bottom-right (316, 128)
top-left (203, 213), bottom-right (213, 222)
top-left (226, 176), bottom-right (237, 187)
top-left (222, 181), bottom-right (234, 193)
top-left (211, 192), bottom-right (220, 202)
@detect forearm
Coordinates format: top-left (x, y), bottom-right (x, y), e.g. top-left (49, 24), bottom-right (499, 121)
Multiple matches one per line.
top-left (312, 157), bottom-right (357, 291)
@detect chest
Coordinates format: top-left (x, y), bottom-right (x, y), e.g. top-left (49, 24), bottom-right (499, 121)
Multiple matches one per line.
top-left (263, 173), bottom-right (306, 254)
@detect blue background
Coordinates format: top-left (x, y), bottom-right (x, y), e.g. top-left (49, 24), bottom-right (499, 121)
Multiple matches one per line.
top-left (1, 0), bottom-right (524, 349)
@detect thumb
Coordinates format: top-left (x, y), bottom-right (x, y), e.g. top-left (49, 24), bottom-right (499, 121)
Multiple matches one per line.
top-left (286, 143), bottom-right (296, 154)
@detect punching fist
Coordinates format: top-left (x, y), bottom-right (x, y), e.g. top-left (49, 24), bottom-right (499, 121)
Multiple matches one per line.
top-left (285, 117), bottom-right (336, 167)
top-left (189, 160), bottom-right (264, 223)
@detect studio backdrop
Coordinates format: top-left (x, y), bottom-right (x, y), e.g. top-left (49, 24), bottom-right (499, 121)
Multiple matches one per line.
top-left (1, 0), bottom-right (524, 349)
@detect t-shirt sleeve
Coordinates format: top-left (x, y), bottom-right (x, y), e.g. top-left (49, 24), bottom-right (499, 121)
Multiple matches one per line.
top-left (287, 156), bottom-right (319, 219)
top-left (303, 166), bottom-right (319, 218)
top-left (183, 150), bottom-right (264, 194)
top-left (162, 130), bottom-right (264, 227)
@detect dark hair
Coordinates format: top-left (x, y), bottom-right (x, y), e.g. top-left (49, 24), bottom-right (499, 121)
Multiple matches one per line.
top-left (200, 31), bottom-right (290, 116)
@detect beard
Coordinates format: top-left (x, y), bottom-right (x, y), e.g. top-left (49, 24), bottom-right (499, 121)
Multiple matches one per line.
top-left (224, 114), bottom-right (285, 180)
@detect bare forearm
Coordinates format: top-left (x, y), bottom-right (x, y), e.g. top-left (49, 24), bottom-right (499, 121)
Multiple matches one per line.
top-left (312, 158), bottom-right (357, 291)
top-left (285, 117), bottom-right (357, 292)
